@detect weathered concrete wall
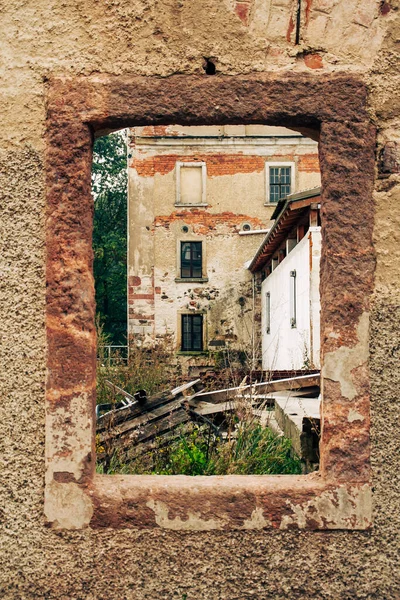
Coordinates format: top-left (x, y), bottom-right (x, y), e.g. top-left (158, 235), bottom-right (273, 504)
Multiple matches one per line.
top-left (1, 1), bottom-right (400, 598)
top-left (128, 126), bottom-right (320, 367)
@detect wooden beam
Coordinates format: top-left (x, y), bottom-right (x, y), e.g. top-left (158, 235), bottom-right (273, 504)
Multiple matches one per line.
top-left (193, 373), bottom-right (320, 404)
top-left (98, 397), bottom-right (185, 443)
top-left (105, 409), bottom-right (190, 452)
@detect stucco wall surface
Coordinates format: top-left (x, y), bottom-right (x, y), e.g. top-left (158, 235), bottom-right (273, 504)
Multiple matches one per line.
top-left (1, 0), bottom-right (399, 598)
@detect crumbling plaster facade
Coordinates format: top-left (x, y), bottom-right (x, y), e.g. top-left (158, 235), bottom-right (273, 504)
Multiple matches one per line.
top-left (128, 125), bottom-right (320, 369)
top-left (1, 1), bottom-right (400, 599)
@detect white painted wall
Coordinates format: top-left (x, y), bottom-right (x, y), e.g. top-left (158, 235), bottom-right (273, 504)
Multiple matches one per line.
top-left (260, 227), bottom-right (321, 371)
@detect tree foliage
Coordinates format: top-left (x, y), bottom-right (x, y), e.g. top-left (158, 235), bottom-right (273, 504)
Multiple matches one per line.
top-left (92, 130), bottom-right (127, 344)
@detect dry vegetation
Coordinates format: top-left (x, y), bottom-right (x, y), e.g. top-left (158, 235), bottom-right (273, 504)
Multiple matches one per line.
top-left (96, 335), bottom-right (302, 476)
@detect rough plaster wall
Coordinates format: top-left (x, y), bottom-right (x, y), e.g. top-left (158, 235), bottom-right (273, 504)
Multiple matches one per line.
top-left (1, 0), bottom-right (400, 598)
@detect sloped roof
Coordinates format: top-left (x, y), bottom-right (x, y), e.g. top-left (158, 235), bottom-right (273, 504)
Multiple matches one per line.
top-left (248, 187), bottom-right (321, 273)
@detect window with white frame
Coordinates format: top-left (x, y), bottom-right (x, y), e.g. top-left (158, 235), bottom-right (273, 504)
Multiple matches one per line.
top-left (176, 161), bottom-right (207, 206)
top-left (265, 162), bottom-right (295, 204)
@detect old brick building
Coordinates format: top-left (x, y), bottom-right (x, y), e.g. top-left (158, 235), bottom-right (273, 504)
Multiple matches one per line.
top-left (128, 125), bottom-right (320, 369)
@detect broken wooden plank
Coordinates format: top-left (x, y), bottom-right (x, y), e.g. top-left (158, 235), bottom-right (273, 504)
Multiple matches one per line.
top-left (121, 422), bottom-right (194, 462)
top-left (104, 380), bottom-right (142, 404)
top-left (193, 373), bottom-right (320, 404)
top-left (195, 399), bottom-right (253, 416)
top-left (97, 389), bottom-right (183, 432)
top-left (103, 408), bottom-right (190, 452)
top-left (170, 379), bottom-right (202, 397)
top-left (98, 397), bottom-right (185, 444)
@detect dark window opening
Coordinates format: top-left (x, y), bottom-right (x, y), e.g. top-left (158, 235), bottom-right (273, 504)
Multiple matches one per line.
top-left (181, 241), bottom-right (202, 278)
top-left (182, 314), bottom-right (203, 351)
top-left (270, 166), bottom-right (291, 203)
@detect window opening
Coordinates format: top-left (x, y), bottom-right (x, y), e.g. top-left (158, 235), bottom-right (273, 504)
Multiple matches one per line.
top-left (45, 74), bottom-right (374, 532)
top-left (94, 124), bottom-right (322, 478)
top-left (269, 166), bottom-right (291, 202)
top-left (181, 313), bottom-right (203, 351)
top-left (265, 292), bottom-right (271, 334)
top-left (181, 241), bottom-right (202, 279)
top-left (290, 269), bottom-right (297, 328)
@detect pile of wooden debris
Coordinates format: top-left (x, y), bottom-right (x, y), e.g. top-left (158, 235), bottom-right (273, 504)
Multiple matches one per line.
top-left (96, 373), bottom-right (320, 471)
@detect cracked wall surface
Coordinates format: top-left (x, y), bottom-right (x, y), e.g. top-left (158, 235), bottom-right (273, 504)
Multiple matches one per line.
top-left (1, 0), bottom-right (400, 598)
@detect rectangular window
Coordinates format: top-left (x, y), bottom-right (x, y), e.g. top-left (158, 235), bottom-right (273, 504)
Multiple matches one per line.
top-left (265, 292), bottom-right (271, 334)
top-left (176, 161), bottom-right (207, 205)
top-left (181, 241), bottom-right (202, 278)
top-left (181, 314), bottom-right (203, 351)
top-left (290, 269), bottom-right (297, 328)
top-left (269, 166), bottom-right (291, 203)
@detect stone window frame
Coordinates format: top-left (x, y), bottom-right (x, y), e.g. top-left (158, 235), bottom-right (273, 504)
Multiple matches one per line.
top-left (175, 161), bottom-right (208, 207)
top-left (180, 241), bottom-right (203, 279)
top-left (174, 235), bottom-right (208, 283)
top-left (264, 161), bottom-right (296, 205)
top-left (45, 73), bottom-right (375, 530)
top-left (177, 310), bottom-right (207, 354)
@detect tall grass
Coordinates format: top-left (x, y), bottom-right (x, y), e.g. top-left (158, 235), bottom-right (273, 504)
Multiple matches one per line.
top-left (96, 328), bottom-right (302, 476)
top-left (97, 336), bottom-right (179, 406)
top-left (98, 422), bottom-right (302, 476)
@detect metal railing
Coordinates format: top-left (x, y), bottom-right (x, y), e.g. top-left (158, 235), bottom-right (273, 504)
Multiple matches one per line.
top-left (97, 345), bottom-right (129, 366)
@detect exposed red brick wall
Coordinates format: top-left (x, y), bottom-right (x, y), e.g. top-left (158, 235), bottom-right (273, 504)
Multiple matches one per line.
top-left (128, 310), bottom-right (155, 321)
top-left (132, 153), bottom-right (320, 177)
top-left (154, 211), bottom-right (265, 235)
top-left (304, 53), bottom-right (324, 70)
top-left (129, 294), bottom-right (154, 302)
top-left (128, 271), bottom-right (155, 327)
top-left (128, 275), bottom-right (141, 286)
top-left (235, 1), bottom-right (252, 26)
top-left (298, 154), bottom-right (320, 172)
top-left (206, 154), bottom-right (265, 176)
top-left (139, 125), bottom-right (181, 137)
top-left (131, 154), bottom-right (267, 177)
top-left (286, 14), bottom-right (295, 43)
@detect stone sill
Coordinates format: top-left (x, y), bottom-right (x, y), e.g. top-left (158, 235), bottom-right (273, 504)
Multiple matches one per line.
top-left (176, 351), bottom-right (207, 356)
top-left (175, 203), bottom-right (209, 208)
top-left (174, 277), bottom-right (209, 283)
top-left (88, 474), bottom-right (372, 530)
